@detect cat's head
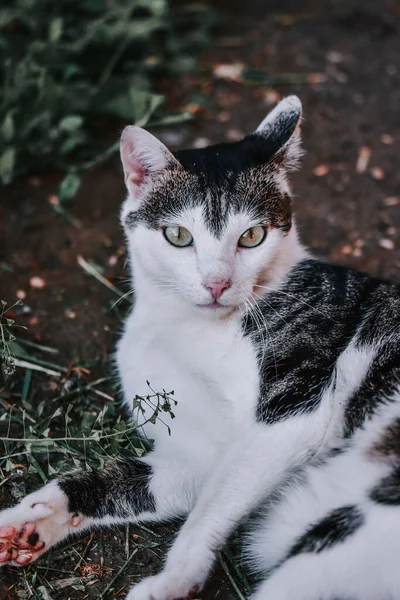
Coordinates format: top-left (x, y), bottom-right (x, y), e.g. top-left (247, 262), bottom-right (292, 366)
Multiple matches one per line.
top-left (120, 95), bottom-right (305, 315)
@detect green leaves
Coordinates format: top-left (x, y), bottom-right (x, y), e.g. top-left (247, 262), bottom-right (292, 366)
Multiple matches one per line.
top-left (59, 115), bottom-right (83, 132)
top-left (0, 0), bottom-right (216, 188)
top-left (0, 146), bottom-right (15, 184)
top-left (58, 173), bottom-right (82, 202)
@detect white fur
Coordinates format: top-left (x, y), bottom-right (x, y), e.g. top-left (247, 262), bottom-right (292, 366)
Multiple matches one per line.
top-left (248, 396), bottom-right (400, 600)
top-left (1, 97), bottom-right (396, 600)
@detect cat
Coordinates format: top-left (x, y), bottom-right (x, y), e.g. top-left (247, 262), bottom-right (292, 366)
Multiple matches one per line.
top-left (1, 95), bottom-right (400, 600)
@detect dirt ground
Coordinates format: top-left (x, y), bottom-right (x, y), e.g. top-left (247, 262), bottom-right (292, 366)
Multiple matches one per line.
top-left (0, 0), bottom-right (399, 598)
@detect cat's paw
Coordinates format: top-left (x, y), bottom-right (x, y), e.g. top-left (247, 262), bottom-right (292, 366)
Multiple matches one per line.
top-left (125, 574), bottom-right (201, 600)
top-left (0, 481), bottom-right (85, 567)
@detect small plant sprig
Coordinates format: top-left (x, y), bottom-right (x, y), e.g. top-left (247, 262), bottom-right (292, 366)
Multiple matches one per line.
top-left (133, 381), bottom-right (178, 436)
top-left (0, 299), bottom-right (25, 378)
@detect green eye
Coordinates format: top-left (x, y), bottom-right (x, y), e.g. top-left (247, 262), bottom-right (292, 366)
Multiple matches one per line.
top-left (238, 226), bottom-right (266, 248)
top-left (163, 226), bottom-right (193, 247)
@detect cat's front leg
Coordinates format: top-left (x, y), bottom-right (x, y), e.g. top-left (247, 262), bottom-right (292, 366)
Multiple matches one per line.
top-left (0, 454), bottom-right (197, 568)
top-left (126, 408), bottom-right (333, 600)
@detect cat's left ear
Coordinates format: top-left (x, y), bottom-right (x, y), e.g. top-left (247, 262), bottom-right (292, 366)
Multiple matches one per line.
top-left (255, 95), bottom-right (303, 170)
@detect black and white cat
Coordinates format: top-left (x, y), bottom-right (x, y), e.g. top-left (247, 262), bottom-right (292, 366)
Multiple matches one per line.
top-left (1, 96), bottom-right (400, 600)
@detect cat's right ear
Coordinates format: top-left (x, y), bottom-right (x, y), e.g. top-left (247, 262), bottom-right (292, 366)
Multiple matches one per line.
top-left (120, 126), bottom-right (182, 203)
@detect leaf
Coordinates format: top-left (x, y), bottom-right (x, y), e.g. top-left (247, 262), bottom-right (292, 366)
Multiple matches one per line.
top-left (37, 585), bottom-right (55, 600)
top-left (49, 18), bottom-right (63, 43)
top-left (1, 112), bottom-right (14, 142)
top-left (59, 115), bottom-right (83, 132)
top-left (58, 173), bottom-right (81, 203)
top-left (0, 147), bottom-right (15, 184)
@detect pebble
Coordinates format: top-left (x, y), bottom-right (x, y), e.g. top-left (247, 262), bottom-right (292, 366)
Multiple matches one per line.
top-left (16, 290), bottom-right (26, 300)
top-left (313, 164), bottom-right (330, 177)
top-left (379, 238), bottom-right (395, 250)
top-left (65, 310), bottom-right (76, 319)
top-left (48, 194), bottom-right (59, 205)
top-left (327, 50), bottom-right (344, 63)
top-left (369, 167), bottom-right (385, 181)
top-left (213, 62), bottom-right (244, 82)
top-left (340, 244), bottom-right (353, 256)
top-left (226, 128), bottom-right (244, 142)
top-left (29, 276), bottom-right (46, 289)
top-left (380, 134), bottom-right (394, 145)
top-left (383, 196), bottom-right (400, 206)
top-left (264, 89), bottom-right (281, 106)
top-left (193, 137), bottom-right (211, 149)
top-left (355, 146), bottom-right (371, 174)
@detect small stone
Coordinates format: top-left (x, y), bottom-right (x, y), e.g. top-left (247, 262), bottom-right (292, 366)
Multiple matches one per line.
top-left (48, 194), bottom-right (59, 206)
top-left (355, 146), bottom-right (371, 174)
top-left (340, 244), bottom-right (353, 256)
top-left (65, 310), bottom-right (76, 319)
top-left (313, 164), bottom-right (330, 177)
top-left (213, 62), bottom-right (244, 82)
top-left (264, 89), bottom-right (281, 106)
top-left (226, 128), bottom-right (244, 142)
top-left (29, 276), bottom-right (45, 289)
top-left (327, 50), bottom-right (344, 64)
top-left (380, 134), bottom-right (394, 145)
top-left (108, 255), bottom-right (118, 267)
top-left (193, 137), bottom-right (211, 149)
top-left (307, 73), bottom-right (327, 84)
top-left (379, 238), bottom-right (395, 250)
top-left (383, 196), bottom-right (400, 206)
top-left (369, 167), bottom-right (385, 181)
top-left (16, 290), bottom-right (26, 300)
top-left (218, 111), bottom-right (230, 123)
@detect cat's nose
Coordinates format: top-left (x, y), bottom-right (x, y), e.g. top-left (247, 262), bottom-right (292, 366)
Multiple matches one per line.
top-left (206, 280), bottom-right (231, 300)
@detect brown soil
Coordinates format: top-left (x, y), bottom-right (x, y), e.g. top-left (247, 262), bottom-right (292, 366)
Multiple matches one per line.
top-left (0, 0), bottom-right (399, 598)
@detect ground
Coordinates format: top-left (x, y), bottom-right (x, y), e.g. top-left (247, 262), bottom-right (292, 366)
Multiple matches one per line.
top-left (0, 0), bottom-right (399, 598)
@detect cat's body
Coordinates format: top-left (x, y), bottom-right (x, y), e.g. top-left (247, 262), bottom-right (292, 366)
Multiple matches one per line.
top-left (1, 96), bottom-right (400, 600)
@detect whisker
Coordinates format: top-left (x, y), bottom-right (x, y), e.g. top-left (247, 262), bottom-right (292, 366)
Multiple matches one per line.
top-left (255, 284), bottom-right (338, 323)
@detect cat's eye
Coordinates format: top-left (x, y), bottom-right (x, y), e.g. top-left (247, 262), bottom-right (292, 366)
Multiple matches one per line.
top-left (163, 226), bottom-right (194, 247)
top-left (238, 226), bottom-right (266, 248)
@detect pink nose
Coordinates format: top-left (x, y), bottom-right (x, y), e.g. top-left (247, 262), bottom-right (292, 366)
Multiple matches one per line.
top-left (206, 280), bottom-right (231, 300)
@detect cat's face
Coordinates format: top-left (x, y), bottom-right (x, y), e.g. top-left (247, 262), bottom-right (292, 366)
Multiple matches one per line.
top-left (120, 96), bottom-right (304, 315)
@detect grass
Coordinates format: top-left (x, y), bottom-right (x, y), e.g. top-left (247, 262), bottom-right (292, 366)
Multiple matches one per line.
top-left (0, 0), bottom-right (216, 198)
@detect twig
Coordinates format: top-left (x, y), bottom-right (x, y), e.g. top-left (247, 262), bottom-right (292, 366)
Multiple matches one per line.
top-left (218, 551), bottom-right (247, 600)
top-left (98, 548), bottom-right (138, 599)
top-left (13, 358), bottom-right (62, 378)
top-left (77, 256), bottom-right (126, 298)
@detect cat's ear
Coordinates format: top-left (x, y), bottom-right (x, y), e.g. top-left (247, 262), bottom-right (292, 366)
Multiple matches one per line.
top-left (120, 126), bottom-right (182, 201)
top-left (255, 95), bottom-right (303, 170)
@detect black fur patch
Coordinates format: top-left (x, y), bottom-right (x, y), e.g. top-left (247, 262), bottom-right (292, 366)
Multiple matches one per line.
top-left (59, 459), bottom-right (156, 518)
top-left (370, 418), bottom-right (400, 462)
top-left (369, 467), bottom-right (400, 505)
top-left (125, 135), bottom-right (293, 238)
top-left (287, 505), bottom-right (364, 557)
top-left (243, 259), bottom-right (400, 425)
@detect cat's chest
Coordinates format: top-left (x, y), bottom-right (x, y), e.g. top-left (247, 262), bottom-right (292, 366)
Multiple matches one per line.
top-left (119, 309), bottom-right (260, 427)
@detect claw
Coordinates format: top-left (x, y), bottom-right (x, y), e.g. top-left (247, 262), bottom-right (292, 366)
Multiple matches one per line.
top-left (16, 552), bottom-right (32, 565)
